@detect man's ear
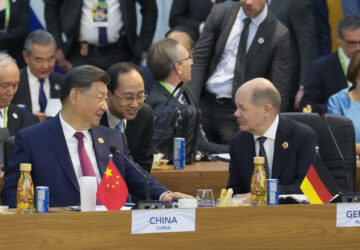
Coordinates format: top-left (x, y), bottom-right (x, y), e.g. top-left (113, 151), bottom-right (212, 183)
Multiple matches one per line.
top-left (22, 51), bottom-right (29, 65)
top-left (69, 88), bottom-right (80, 105)
top-left (174, 62), bottom-right (182, 75)
top-left (264, 103), bottom-right (273, 117)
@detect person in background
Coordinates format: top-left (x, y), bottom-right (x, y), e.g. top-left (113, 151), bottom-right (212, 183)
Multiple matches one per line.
top-left (327, 50), bottom-right (360, 156)
top-left (301, 14), bottom-right (360, 113)
top-left (0, 53), bottom-right (39, 136)
top-left (342, 0), bottom-right (360, 15)
top-left (11, 30), bottom-right (64, 121)
top-left (0, 0), bottom-right (30, 68)
top-left (101, 62), bottom-right (154, 172)
top-left (1, 64), bottom-right (191, 208)
top-left (228, 78), bottom-right (317, 197)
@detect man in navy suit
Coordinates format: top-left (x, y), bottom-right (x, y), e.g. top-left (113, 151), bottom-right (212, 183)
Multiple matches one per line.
top-left (1, 65), bottom-right (190, 208)
top-left (300, 15), bottom-right (360, 113)
top-left (227, 78), bottom-right (317, 197)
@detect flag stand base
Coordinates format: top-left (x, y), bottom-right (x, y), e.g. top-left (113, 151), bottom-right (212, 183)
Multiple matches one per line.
top-left (329, 192), bottom-right (360, 203)
top-left (136, 200), bottom-right (163, 209)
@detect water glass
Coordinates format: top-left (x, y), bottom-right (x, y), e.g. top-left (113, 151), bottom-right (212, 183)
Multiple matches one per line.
top-left (196, 189), bottom-right (215, 207)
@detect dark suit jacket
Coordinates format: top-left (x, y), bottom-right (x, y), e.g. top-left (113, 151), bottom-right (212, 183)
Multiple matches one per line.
top-left (0, 0), bottom-right (30, 68)
top-left (189, 2), bottom-right (290, 111)
top-left (7, 104), bottom-right (39, 136)
top-left (44, 0), bottom-right (157, 63)
top-left (100, 104), bottom-right (154, 173)
top-left (11, 68), bottom-right (64, 112)
top-left (169, 0), bottom-right (213, 38)
top-left (300, 52), bottom-right (347, 112)
top-left (227, 115), bottom-right (317, 195)
top-left (1, 114), bottom-right (168, 207)
top-left (269, 0), bottom-right (318, 97)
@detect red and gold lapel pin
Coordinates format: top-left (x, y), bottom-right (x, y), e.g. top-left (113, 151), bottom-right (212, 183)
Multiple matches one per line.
top-left (282, 141), bottom-right (288, 149)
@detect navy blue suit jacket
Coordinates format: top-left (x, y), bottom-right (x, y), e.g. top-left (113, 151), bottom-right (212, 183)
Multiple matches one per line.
top-left (301, 52), bottom-right (347, 112)
top-left (1, 115), bottom-right (168, 207)
top-left (227, 116), bottom-right (317, 194)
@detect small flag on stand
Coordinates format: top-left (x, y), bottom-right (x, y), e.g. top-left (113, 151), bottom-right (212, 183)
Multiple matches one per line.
top-left (300, 153), bottom-right (339, 204)
top-left (97, 157), bottom-right (128, 210)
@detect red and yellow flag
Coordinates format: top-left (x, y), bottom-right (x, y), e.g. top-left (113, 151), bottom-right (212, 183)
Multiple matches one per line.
top-left (96, 158), bottom-right (128, 210)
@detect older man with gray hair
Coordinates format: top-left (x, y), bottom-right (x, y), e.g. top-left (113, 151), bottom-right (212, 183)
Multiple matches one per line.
top-left (227, 78), bottom-right (317, 197)
top-left (0, 54), bottom-right (38, 136)
top-left (11, 29), bottom-right (64, 121)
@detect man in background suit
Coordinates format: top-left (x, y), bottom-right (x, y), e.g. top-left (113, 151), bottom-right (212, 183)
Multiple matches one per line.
top-left (1, 65), bottom-right (190, 208)
top-left (268, 0), bottom-right (318, 110)
top-left (189, 0), bottom-right (290, 145)
top-left (301, 15), bottom-right (360, 113)
top-left (45, 0), bottom-right (158, 71)
top-left (228, 78), bottom-right (317, 197)
top-left (0, 54), bottom-right (39, 136)
top-left (101, 62), bottom-right (153, 173)
top-left (11, 30), bottom-right (64, 121)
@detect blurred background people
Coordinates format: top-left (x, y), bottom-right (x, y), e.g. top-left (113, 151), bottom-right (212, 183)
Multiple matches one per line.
top-left (327, 50), bottom-right (360, 155)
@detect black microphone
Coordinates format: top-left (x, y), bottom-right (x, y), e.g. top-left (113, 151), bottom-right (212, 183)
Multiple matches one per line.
top-left (316, 110), bottom-right (353, 193)
top-left (110, 146), bottom-right (162, 209)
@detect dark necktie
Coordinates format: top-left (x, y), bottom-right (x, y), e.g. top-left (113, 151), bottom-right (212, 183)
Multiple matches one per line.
top-left (38, 79), bottom-right (47, 113)
top-left (257, 136), bottom-right (270, 178)
top-left (98, 0), bottom-right (108, 46)
top-left (233, 18), bottom-right (251, 97)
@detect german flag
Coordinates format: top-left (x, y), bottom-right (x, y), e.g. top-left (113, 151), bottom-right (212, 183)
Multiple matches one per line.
top-left (300, 153), bottom-right (339, 204)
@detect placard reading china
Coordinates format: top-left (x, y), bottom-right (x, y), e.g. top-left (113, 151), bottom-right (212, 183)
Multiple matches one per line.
top-left (131, 209), bottom-right (196, 234)
top-left (336, 203), bottom-right (360, 227)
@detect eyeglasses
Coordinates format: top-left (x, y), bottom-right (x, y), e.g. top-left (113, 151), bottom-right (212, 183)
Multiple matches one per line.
top-left (341, 38), bottom-right (360, 47)
top-left (113, 93), bottom-right (148, 103)
top-left (179, 54), bottom-right (193, 62)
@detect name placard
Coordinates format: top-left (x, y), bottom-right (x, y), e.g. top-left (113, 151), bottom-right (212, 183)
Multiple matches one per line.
top-left (336, 203), bottom-right (360, 227)
top-left (131, 209), bottom-right (195, 234)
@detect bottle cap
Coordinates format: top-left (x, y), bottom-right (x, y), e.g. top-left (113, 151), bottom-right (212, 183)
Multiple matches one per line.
top-left (254, 157), bottom-right (264, 164)
top-left (20, 163), bottom-right (32, 171)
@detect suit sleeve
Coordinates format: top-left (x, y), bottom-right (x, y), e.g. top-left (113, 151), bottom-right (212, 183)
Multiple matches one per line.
top-left (341, 0), bottom-right (360, 15)
top-left (269, 28), bottom-right (290, 112)
top-left (227, 137), bottom-right (246, 194)
top-left (1, 131), bottom-right (32, 208)
top-left (327, 93), bottom-right (343, 115)
top-left (44, 0), bottom-right (65, 49)
top-left (290, 0), bottom-right (318, 85)
top-left (0, 0), bottom-right (30, 47)
top-left (136, 0), bottom-right (158, 54)
top-left (188, 5), bottom-right (221, 102)
top-left (169, 0), bottom-right (201, 32)
top-left (278, 127), bottom-right (317, 194)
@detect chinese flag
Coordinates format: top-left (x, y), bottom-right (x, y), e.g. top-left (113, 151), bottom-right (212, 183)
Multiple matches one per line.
top-left (97, 158), bottom-right (129, 210)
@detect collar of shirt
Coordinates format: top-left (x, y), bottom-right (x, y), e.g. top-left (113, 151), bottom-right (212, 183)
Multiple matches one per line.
top-left (59, 111), bottom-right (92, 143)
top-left (106, 110), bottom-right (127, 130)
top-left (239, 3), bottom-right (268, 28)
top-left (339, 47), bottom-right (351, 70)
top-left (162, 81), bottom-right (186, 101)
top-left (253, 115), bottom-right (279, 141)
top-left (27, 66), bottom-right (50, 112)
top-left (0, 108), bottom-right (4, 127)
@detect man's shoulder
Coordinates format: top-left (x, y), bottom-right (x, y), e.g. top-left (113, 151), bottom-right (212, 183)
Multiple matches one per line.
top-left (312, 52), bottom-right (338, 69)
top-left (279, 115), bottom-right (316, 138)
top-left (231, 130), bottom-right (252, 144)
top-left (264, 12), bottom-right (289, 35)
top-left (49, 71), bottom-right (65, 83)
top-left (8, 104), bottom-right (37, 120)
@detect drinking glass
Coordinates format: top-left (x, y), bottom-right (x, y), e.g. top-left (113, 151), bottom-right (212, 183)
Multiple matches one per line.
top-left (196, 189), bottom-right (215, 207)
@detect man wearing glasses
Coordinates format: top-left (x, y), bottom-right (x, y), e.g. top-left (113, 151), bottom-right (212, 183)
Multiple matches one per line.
top-left (101, 62), bottom-right (153, 172)
top-left (301, 14), bottom-right (360, 113)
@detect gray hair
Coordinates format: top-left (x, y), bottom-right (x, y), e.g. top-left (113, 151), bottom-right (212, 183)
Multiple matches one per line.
top-left (24, 29), bottom-right (56, 55)
top-left (250, 86), bottom-right (281, 113)
top-left (147, 38), bottom-right (183, 81)
top-left (0, 53), bottom-right (16, 67)
top-left (338, 14), bottom-right (360, 38)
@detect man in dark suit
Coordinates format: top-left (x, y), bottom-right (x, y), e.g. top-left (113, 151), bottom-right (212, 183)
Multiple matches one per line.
top-left (44, 0), bottom-right (158, 71)
top-left (227, 78), bottom-right (317, 197)
top-left (100, 62), bottom-right (153, 173)
top-left (1, 65), bottom-right (190, 208)
top-left (301, 15), bottom-right (360, 113)
top-left (11, 30), bottom-right (64, 121)
top-left (146, 38), bottom-right (229, 154)
top-left (0, 54), bottom-right (39, 136)
top-left (189, 0), bottom-right (290, 145)
top-left (268, 0), bottom-right (318, 110)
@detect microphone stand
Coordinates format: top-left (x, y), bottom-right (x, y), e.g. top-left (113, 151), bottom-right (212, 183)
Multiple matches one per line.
top-left (110, 146), bottom-right (163, 209)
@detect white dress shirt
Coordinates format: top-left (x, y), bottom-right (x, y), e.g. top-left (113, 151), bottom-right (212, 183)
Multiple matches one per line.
top-left (253, 115), bottom-right (279, 178)
top-left (27, 67), bottom-right (51, 113)
top-left (79, 0), bottom-right (123, 45)
top-left (59, 112), bottom-right (102, 183)
top-left (162, 82), bottom-right (187, 104)
top-left (206, 5), bottom-right (268, 98)
top-left (106, 110), bottom-right (127, 131)
top-left (0, 108), bottom-right (4, 128)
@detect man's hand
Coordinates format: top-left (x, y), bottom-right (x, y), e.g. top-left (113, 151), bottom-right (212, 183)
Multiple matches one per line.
top-left (294, 88), bottom-right (304, 110)
top-left (160, 192), bottom-right (193, 202)
top-left (55, 49), bottom-right (72, 73)
top-left (33, 112), bottom-right (48, 122)
top-left (233, 192), bottom-right (251, 205)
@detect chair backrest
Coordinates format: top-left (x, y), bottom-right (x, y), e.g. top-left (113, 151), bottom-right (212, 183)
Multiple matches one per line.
top-left (281, 113), bottom-right (356, 192)
top-left (3, 136), bottom-right (15, 173)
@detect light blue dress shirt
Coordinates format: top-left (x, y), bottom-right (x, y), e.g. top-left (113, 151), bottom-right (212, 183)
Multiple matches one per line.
top-left (327, 88), bottom-right (360, 143)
